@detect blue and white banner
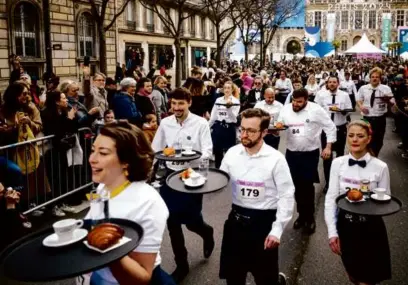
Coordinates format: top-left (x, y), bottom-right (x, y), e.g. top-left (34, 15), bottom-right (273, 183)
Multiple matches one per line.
top-left (326, 13), bottom-right (336, 42)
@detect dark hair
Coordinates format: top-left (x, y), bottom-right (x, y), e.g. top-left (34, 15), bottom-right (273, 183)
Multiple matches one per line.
top-left (136, 77), bottom-right (151, 94)
top-left (168, 87), bottom-right (192, 103)
top-left (327, 76), bottom-right (339, 83)
top-left (240, 108), bottom-right (270, 131)
top-left (185, 78), bottom-right (205, 96)
top-left (345, 72), bottom-right (351, 76)
top-left (144, 113), bottom-right (156, 123)
top-left (99, 121), bottom-right (154, 182)
top-left (2, 82), bottom-right (29, 117)
top-left (104, 109), bottom-right (114, 117)
top-left (292, 79), bottom-right (302, 85)
top-left (292, 88), bottom-right (309, 100)
top-left (105, 77), bottom-right (115, 86)
top-left (45, 91), bottom-right (65, 114)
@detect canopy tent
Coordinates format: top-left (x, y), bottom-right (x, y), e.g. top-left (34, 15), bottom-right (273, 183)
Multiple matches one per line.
top-left (344, 33), bottom-right (387, 54)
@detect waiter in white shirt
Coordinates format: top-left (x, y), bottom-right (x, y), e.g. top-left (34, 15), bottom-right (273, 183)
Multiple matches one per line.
top-left (152, 88), bottom-right (214, 283)
top-left (340, 72), bottom-right (358, 110)
top-left (275, 70), bottom-right (293, 105)
top-left (209, 80), bottom-right (240, 168)
top-left (315, 76), bottom-right (352, 193)
top-left (357, 67), bottom-right (394, 157)
top-left (278, 88), bottom-right (336, 234)
top-left (254, 88), bottom-right (284, 149)
top-left (220, 108), bottom-right (294, 285)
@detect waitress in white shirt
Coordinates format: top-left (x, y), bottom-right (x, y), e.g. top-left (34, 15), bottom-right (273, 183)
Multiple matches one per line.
top-left (87, 121), bottom-right (175, 285)
top-left (274, 70), bottom-right (293, 105)
top-left (305, 75), bottom-right (319, 102)
top-left (324, 120), bottom-right (391, 285)
top-left (209, 81), bottom-right (240, 168)
top-left (254, 88), bottom-right (283, 149)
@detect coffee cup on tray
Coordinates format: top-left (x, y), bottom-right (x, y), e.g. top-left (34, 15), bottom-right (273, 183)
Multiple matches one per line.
top-left (53, 219), bottom-right (84, 242)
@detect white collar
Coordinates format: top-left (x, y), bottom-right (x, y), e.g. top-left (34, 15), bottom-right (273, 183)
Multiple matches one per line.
top-left (349, 152), bottom-right (371, 162)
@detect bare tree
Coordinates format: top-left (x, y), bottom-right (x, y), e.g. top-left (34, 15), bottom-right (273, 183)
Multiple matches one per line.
top-left (139, 0), bottom-right (206, 87)
top-left (253, 0), bottom-right (303, 65)
top-left (201, 0), bottom-right (240, 67)
top-left (89, 0), bottom-right (132, 74)
top-left (233, 0), bottom-right (260, 62)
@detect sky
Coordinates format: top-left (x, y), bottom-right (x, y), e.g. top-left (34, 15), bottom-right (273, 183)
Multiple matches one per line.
top-left (279, 0), bottom-right (306, 28)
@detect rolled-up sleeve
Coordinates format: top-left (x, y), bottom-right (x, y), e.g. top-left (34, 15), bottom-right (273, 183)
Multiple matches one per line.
top-left (269, 156), bottom-right (295, 239)
top-left (324, 158), bottom-right (341, 239)
top-left (199, 122), bottom-right (213, 160)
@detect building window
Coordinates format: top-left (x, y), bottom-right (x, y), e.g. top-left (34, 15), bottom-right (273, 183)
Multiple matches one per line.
top-left (397, 10), bottom-right (404, 27)
top-left (13, 2), bottom-right (40, 58)
top-left (146, 5), bottom-right (154, 32)
top-left (314, 11), bottom-right (322, 27)
top-left (355, 11), bottom-right (362, 29)
top-left (368, 11), bottom-right (376, 29)
top-left (341, 40), bottom-right (347, 51)
top-left (190, 16), bottom-right (196, 37)
top-left (341, 11), bottom-right (348, 30)
top-left (78, 12), bottom-right (96, 57)
top-left (201, 17), bottom-right (206, 38)
top-left (126, 0), bottom-right (136, 28)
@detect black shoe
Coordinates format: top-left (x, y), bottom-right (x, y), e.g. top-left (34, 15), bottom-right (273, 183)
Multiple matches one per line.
top-left (304, 220), bottom-right (316, 235)
top-left (293, 218), bottom-right (305, 230)
top-left (171, 265), bottom-right (189, 283)
top-left (203, 226), bottom-right (215, 258)
top-left (278, 272), bottom-right (287, 285)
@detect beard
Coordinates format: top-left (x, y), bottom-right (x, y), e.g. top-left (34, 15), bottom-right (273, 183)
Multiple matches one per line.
top-left (292, 102), bottom-right (307, 113)
top-left (241, 134), bottom-right (262, 148)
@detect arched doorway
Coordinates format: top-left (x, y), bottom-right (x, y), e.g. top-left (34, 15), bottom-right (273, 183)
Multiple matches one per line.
top-left (353, 36), bottom-right (361, 45)
top-left (286, 40), bottom-right (301, 55)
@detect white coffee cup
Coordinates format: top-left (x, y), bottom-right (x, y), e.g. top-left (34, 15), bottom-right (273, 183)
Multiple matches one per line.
top-left (190, 172), bottom-right (201, 185)
top-left (53, 219), bottom-right (84, 241)
top-left (373, 188), bottom-right (387, 200)
top-left (184, 146), bottom-right (193, 153)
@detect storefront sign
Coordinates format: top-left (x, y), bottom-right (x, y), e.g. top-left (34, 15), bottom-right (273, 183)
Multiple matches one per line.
top-left (382, 13), bottom-right (392, 46)
top-left (328, 2), bottom-right (390, 11)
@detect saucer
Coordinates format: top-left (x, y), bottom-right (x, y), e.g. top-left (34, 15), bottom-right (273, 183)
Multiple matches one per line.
top-left (184, 176), bottom-right (206, 188)
top-left (371, 193), bottom-right (391, 202)
top-left (182, 150), bottom-right (196, 156)
top-left (43, 228), bottom-right (88, 247)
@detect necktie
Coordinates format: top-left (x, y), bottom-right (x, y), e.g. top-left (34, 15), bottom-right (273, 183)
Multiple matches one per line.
top-left (331, 94), bottom-right (336, 121)
top-left (348, 159), bottom-right (367, 168)
top-left (370, 89), bottom-right (376, 107)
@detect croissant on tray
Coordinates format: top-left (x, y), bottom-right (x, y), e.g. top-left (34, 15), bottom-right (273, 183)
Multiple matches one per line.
top-left (87, 223), bottom-right (124, 250)
top-left (347, 189), bottom-right (363, 201)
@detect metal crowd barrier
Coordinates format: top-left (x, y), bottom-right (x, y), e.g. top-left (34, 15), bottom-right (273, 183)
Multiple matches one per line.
top-left (0, 127), bottom-right (95, 215)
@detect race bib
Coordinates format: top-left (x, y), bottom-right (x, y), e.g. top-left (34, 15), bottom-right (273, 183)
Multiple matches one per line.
top-left (375, 103), bottom-right (386, 112)
top-left (341, 177), bottom-right (361, 192)
top-left (288, 123), bottom-right (305, 136)
top-left (218, 108), bottom-right (228, 119)
top-left (236, 180), bottom-right (265, 202)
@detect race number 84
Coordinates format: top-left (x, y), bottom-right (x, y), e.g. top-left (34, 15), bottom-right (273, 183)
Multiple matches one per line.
top-left (292, 129), bottom-right (300, 134)
top-left (240, 188), bottom-right (260, 198)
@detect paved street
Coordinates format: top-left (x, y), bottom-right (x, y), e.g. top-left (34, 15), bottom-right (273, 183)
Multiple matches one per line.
top-left (1, 117), bottom-right (408, 285)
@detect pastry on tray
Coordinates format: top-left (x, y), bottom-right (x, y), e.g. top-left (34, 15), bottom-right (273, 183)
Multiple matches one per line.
top-left (274, 122), bottom-right (285, 129)
top-left (329, 106), bottom-right (340, 111)
top-left (180, 168), bottom-right (194, 179)
top-left (87, 223), bottom-right (125, 250)
top-left (163, 147), bottom-right (176, 157)
top-left (347, 189), bottom-right (363, 201)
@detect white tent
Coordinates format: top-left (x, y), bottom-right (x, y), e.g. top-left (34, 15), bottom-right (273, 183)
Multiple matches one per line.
top-left (344, 33), bottom-right (386, 54)
top-left (400, 51), bottom-right (408, 60)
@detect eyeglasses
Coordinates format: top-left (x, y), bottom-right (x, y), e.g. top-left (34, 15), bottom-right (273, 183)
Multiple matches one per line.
top-left (239, 127), bottom-right (260, 135)
top-left (254, 82), bottom-right (262, 85)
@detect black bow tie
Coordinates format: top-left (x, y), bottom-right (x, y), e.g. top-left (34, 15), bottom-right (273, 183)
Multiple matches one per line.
top-left (348, 159), bottom-right (367, 168)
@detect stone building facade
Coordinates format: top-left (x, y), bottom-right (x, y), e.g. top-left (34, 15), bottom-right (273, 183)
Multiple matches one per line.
top-left (306, 0), bottom-right (408, 52)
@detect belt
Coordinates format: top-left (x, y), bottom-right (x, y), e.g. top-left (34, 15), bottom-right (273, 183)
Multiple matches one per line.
top-left (364, 115), bottom-right (386, 120)
top-left (230, 204), bottom-right (277, 226)
top-left (215, 120), bottom-right (236, 128)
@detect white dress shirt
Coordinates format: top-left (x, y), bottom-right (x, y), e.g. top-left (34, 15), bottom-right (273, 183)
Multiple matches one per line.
top-left (305, 84), bottom-right (320, 95)
top-left (277, 102), bottom-right (337, 152)
top-left (324, 153), bottom-right (391, 238)
top-left (87, 182), bottom-right (169, 283)
top-left (209, 95), bottom-right (240, 127)
top-left (357, 84), bottom-right (393, 117)
top-left (152, 112), bottom-right (213, 171)
top-left (275, 78), bottom-right (293, 94)
top-left (254, 100), bottom-right (284, 128)
top-left (340, 79), bottom-right (358, 95)
top-left (315, 89), bottom-right (352, 126)
top-left (220, 143), bottom-right (295, 239)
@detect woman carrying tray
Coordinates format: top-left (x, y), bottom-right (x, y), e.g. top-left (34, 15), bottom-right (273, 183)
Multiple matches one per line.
top-left (87, 121), bottom-right (175, 285)
top-left (324, 120), bottom-right (391, 285)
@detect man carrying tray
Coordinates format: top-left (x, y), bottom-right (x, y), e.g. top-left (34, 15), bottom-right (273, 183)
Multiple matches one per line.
top-left (315, 76), bottom-right (352, 193)
top-left (219, 108), bottom-right (294, 285)
top-left (152, 88), bottom-right (214, 283)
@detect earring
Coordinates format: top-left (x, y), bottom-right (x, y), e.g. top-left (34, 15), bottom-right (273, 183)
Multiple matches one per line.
top-left (124, 169), bottom-right (129, 177)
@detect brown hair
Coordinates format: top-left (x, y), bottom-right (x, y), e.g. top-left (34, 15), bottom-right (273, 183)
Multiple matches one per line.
top-left (347, 120), bottom-right (375, 156)
top-left (224, 81), bottom-right (240, 99)
top-left (240, 108), bottom-right (270, 131)
top-left (99, 121), bottom-right (154, 182)
top-left (292, 88), bottom-right (309, 100)
top-left (168, 87), bottom-right (192, 103)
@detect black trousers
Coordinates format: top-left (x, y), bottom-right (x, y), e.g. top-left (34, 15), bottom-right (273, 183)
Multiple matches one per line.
top-left (275, 93), bottom-right (288, 105)
top-left (263, 134), bottom-right (280, 149)
top-left (167, 213), bottom-right (212, 267)
top-left (364, 115), bottom-right (386, 157)
top-left (212, 121), bottom-right (237, 168)
top-left (349, 94), bottom-right (356, 109)
top-left (321, 124), bottom-right (347, 186)
top-left (220, 205), bottom-right (279, 285)
top-left (286, 149), bottom-right (320, 222)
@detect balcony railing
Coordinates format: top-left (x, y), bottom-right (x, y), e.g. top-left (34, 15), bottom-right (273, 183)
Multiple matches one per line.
top-left (127, 21), bottom-right (136, 30)
top-left (146, 24), bottom-right (155, 32)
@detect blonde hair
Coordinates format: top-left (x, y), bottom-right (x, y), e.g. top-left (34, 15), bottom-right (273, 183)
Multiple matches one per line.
top-left (347, 120), bottom-right (375, 156)
top-left (154, 76), bottom-right (167, 86)
top-left (224, 81), bottom-right (240, 100)
top-left (307, 74), bottom-right (316, 85)
top-left (369, 67), bottom-right (383, 78)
